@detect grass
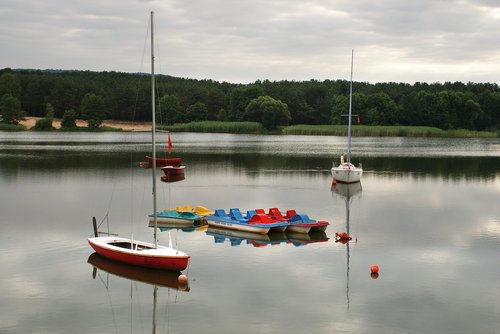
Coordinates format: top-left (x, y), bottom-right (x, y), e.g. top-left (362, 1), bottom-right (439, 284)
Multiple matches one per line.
top-left (282, 124), bottom-right (499, 138)
top-left (3, 119), bottom-right (498, 137)
top-left (0, 123), bottom-right (26, 131)
top-left (159, 121), bottom-right (264, 134)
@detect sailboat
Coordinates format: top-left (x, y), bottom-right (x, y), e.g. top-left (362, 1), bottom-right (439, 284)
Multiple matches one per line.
top-left (88, 11), bottom-right (190, 271)
top-left (331, 49), bottom-right (363, 183)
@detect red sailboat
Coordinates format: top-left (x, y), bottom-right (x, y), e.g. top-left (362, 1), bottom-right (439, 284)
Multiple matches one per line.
top-left (88, 11), bottom-right (189, 271)
top-left (144, 132), bottom-right (182, 168)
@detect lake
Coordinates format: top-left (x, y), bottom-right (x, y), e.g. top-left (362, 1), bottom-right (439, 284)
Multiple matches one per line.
top-left (0, 132), bottom-right (499, 334)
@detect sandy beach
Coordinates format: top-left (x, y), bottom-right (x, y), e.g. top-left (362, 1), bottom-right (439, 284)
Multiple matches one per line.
top-left (19, 117), bottom-right (152, 131)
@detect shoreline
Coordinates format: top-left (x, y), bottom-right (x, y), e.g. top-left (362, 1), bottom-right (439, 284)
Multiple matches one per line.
top-left (19, 117), bottom-right (152, 131)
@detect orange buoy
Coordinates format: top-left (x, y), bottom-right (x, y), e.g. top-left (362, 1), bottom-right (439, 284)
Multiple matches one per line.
top-left (335, 232), bottom-right (352, 240)
top-left (178, 274), bottom-right (188, 284)
top-left (370, 265), bottom-right (379, 274)
top-left (178, 274), bottom-right (189, 291)
top-left (332, 178), bottom-right (337, 186)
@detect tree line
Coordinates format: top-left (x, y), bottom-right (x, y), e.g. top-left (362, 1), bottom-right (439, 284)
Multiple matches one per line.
top-left (1, 68), bottom-right (499, 131)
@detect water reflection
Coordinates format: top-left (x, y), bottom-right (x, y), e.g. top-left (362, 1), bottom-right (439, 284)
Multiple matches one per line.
top-left (1, 132), bottom-right (499, 334)
top-left (206, 226), bottom-right (329, 248)
top-left (332, 182), bottom-right (363, 309)
top-left (88, 253), bottom-right (189, 334)
top-left (88, 253), bottom-right (189, 291)
top-left (1, 133), bottom-right (499, 181)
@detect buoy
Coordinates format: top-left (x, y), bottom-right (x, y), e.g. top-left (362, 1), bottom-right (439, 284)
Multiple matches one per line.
top-left (371, 272), bottom-right (379, 279)
top-left (335, 232), bottom-right (352, 240)
top-left (178, 274), bottom-right (189, 291)
top-left (178, 274), bottom-right (188, 284)
top-left (332, 178), bottom-right (337, 186)
top-left (370, 265), bottom-right (379, 274)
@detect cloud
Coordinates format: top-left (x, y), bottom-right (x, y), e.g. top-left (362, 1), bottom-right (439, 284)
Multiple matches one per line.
top-left (1, 0), bottom-right (500, 83)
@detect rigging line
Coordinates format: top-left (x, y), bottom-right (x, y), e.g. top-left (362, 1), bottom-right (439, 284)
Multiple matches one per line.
top-left (131, 13), bottom-right (152, 124)
top-left (95, 270), bottom-right (119, 334)
top-left (152, 14), bottom-right (167, 127)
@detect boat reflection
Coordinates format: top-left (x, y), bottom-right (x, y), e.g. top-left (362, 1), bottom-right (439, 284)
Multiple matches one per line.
top-left (287, 231), bottom-right (329, 246)
top-left (331, 182), bottom-right (362, 309)
top-left (206, 226), bottom-right (329, 248)
top-left (87, 252), bottom-right (189, 291)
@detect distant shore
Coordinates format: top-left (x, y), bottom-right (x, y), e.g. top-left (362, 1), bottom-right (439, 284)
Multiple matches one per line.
top-left (19, 117), bottom-right (152, 131)
top-left (12, 118), bottom-right (499, 138)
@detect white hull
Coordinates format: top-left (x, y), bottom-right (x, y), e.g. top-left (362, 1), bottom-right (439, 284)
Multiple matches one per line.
top-left (206, 220), bottom-right (270, 235)
top-left (148, 216), bottom-right (195, 225)
top-left (331, 163), bottom-right (362, 183)
top-left (287, 225), bottom-right (311, 234)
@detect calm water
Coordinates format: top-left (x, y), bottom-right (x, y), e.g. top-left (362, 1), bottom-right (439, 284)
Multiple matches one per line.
top-left (0, 132), bottom-right (499, 334)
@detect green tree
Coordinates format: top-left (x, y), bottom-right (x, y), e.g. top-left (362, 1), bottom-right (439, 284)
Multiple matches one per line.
top-left (331, 95), bottom-right (348, 125)
top-left (365, 93), bottom-right (398, 125)
top-left (186, 102), bottom-right (208, 122)
top-left (245, 96), bottom-right (290, 130)
top-left (217, 108), bottom-right (229, 121)
top-left (0, 73), bottom-right (21, 99)
top-left (61, 109), bottom-right (78, 129)
top-left (0, 93), bottom-right (24, 124)
top-left (159, 94), bottom-right (182, 124)
top-left (80, 93), bottom-right (105, 128)
top-left (34, 103), bottom-right (55, 130)
top-left (229, 85), bottom-right (265, 121)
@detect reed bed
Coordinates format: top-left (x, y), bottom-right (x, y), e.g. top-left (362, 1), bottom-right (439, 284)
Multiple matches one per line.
top-left (0, 123), bottom-right (26, 131)
top-left (160, 121), bottom-right (264, 134)
top-left (283, 125), bottom-right (499, 138)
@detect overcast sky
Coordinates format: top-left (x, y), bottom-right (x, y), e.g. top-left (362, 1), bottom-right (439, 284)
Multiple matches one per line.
top-left (1, 0), bottom-right (500, 84)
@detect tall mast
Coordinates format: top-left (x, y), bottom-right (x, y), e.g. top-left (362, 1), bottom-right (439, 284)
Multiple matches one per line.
top-left (347, 49), bottom-right (354, 164)
top-left (151, 11), bottom-right (158, 248)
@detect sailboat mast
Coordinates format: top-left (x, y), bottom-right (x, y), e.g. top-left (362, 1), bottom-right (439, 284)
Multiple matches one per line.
top-left (151, 11), bottom-right (158, 248)
top-left (347, 49), bottom-right (354, 164)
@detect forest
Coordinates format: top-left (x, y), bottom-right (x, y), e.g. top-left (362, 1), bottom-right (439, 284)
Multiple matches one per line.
top-left (1, 68), bottom-right (499, 131)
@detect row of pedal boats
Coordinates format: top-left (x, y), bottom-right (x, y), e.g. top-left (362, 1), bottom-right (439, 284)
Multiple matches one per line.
top-left (149, 206), bottom-right (329, 235)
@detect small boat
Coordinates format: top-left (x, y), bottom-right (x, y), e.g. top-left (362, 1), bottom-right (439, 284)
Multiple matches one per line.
top-left (268, 208), bottom-right (329, 233)
top-left (144, 156), bottom-right (182, 168)
top-left (145, 129), bottom-right (182, 168)
top-left (160, 165), bottom-right (185, 182)
top-left (160, 172), bottom-right (185, 183)
top-left (88, 12), bottom-right (189, 272)
top-left (205, 208), bottom-right (288, 235)
top-left (245, 209), bottom-right (289, 232)
top-left (169, 205), bottom-right (214, 217)
top-left (331, 50), bottom-right (363, 184)
top-left (88, 234), bottom-right (189, 271)
top-left (148, 209), bottom-right (204, 225)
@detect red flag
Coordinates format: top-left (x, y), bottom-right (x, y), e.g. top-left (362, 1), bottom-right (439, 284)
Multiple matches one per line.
top-left (167, 133), bottom-right (173, 154)
top-left (357, 115), bottom-right (360, 124)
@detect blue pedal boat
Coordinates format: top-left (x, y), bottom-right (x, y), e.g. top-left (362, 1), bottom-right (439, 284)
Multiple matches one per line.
top-left (205, 208), bottom-right (289, 235)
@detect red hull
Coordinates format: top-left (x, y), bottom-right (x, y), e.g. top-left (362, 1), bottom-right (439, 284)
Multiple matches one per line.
top-left (162, 166), bottom-right (185, 175)
top-left (160, 165), bottom-right (186, 182)
top-left (88, 240), bottom-right (189, 271)
top-left (145, 156), bottom-right (182, 168)
top-left (161, 173), bottom-right (186, 183)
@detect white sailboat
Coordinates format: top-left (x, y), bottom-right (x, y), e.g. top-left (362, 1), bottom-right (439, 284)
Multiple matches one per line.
top-left (88, 12), bottom-right (190, 271)
top-left (331, 49), bottom-right (363, 183)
